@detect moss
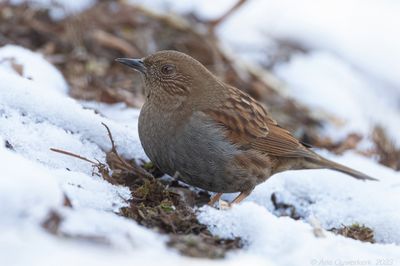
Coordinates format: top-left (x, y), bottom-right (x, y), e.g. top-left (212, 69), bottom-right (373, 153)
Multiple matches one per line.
top-left (142, 162), bottom-right (155, 171)
top-left (159, 199), bottom-right (175, 213)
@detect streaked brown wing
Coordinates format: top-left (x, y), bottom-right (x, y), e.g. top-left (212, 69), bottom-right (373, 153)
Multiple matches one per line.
top-left (204, 85), bottom-right (314, 158)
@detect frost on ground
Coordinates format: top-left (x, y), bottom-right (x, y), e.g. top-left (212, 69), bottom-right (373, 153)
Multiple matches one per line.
top-left (1, 1), bottom-right (400, 266)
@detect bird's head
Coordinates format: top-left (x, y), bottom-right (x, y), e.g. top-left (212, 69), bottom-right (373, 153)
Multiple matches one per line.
top-left (116, 50), bottom-right (220, 105)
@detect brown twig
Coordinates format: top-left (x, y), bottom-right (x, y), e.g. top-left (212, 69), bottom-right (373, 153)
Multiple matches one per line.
top-left (101, 122), bottom-right (136, 172)
top-left (91, 29), bottom-right (139, 56)
top-left (50, 148), bottom-right (98, 165)
top-left (50, 147), bottom-right (114, 182)
top-left (102, 122), bottom-right (117, 152)
top-left (208, 0), bottom-right (247, 30)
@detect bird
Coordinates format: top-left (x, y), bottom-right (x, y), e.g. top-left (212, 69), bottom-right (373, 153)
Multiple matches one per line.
top-left (115, 50), bottom-right (377, 206)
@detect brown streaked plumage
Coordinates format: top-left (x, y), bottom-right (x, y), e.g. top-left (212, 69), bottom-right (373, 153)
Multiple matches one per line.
top-left (116, 50), bottom-right (377, 206)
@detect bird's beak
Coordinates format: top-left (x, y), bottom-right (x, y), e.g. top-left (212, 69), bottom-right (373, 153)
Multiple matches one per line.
top-left (115, 58), bottom-right (146, 74)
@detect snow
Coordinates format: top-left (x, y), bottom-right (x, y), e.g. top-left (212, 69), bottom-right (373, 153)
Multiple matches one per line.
top-left (248, 151), bottom-right (400, 244)
top-left (274, 52), bottom-right (400, 144)
top-left (2, 1), bottom-right (400, 266)
top-left (0, 45), bottom-right (68, 94)
top-left (0, 45), bottom-right (146, 164)
top-left (0, 142), bottom-right (63, 226)
top-left (80, 101), bottom-right (142, 123)
top-left (197, 151), bottom-right (400, 264)
top-left (216, 0), bottom-right (400, 90)
top-left (199, 202), bottom-right (400, 266)
top-left (0, 45), bottom-right (141, 214)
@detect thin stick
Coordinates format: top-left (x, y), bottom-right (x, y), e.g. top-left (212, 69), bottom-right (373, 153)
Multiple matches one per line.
top-left (208, 0), bottom-right (247, 29)
top-left (102, 122), bottom-right (117, 152)
top-left (50, 148), bottom-right (97, 165)
top-left (101, 122), bottom-right (135, 171)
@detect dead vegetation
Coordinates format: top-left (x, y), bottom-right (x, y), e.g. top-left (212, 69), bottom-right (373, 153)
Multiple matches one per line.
top-left (370, 126), bottom-right (400, 170)
top-left (50, 124), bottom-right (241, 258)
top-left (330, 224), bottom-right (375, 243)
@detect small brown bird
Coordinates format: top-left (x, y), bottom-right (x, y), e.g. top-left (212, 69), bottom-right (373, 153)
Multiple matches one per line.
top-left (116, 51), bottom-right (376, 205)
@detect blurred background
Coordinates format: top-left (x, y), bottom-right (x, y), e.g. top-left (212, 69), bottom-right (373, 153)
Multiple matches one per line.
top-left (1, 0), bottom-right (400, 265)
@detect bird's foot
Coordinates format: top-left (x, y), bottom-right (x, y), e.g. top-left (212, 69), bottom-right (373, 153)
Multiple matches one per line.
top-left (208, 192), bottom-right (223, 206)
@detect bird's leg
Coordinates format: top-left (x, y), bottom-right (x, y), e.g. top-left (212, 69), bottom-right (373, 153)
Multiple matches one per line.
top-left (230, 189), bottom-right (252, 205)
top-left (208, 192), bottom-right (223, 206)
top-left (172, 171), bottom-right (180, 180)
top-left (166, 171), bottom-right (180, 189)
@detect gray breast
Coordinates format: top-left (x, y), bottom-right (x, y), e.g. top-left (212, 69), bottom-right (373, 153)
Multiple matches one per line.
top-left (138, 103), bottom-right (175, 174)
top-left (139, 108), bottom-right (239, 192)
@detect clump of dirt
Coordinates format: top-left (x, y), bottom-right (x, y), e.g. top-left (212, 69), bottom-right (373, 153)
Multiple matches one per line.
top-left (271, 192), bottom-right (302, 220)
top-left (330, 224), bottom-right (375, 243)
top-left (42, 210), bottom-right (63, 235)
top-left (42, 209), bottom-right (111, 245)
top-left (4, 140), bottom-right (14, 150)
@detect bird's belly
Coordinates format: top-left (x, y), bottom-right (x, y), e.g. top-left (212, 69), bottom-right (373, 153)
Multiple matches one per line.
top-left (172, 145), bottom-right (271, 192)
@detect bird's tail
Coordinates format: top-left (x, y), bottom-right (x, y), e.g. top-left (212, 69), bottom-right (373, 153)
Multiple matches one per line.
top-left (306, 154), bottom-right (378, 181)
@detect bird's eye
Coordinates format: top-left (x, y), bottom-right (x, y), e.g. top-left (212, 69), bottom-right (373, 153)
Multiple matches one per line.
top-left (160, 64), bottom-right (176, 75)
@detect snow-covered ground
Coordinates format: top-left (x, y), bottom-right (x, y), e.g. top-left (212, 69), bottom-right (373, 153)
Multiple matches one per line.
top-left (1, 1), bottom-right (400, 266)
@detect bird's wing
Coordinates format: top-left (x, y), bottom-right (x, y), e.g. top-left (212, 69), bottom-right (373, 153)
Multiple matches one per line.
top-left (203, 86), bottom-right (314, 158)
